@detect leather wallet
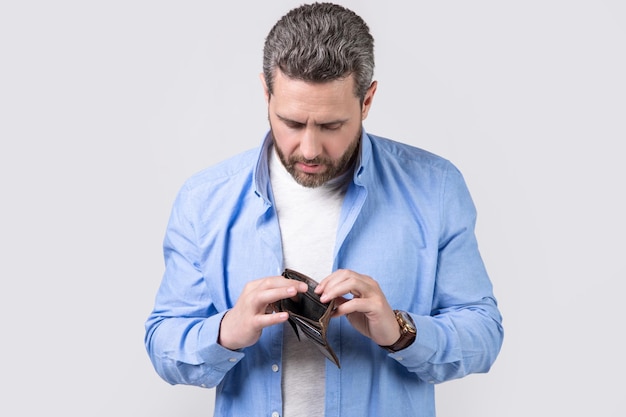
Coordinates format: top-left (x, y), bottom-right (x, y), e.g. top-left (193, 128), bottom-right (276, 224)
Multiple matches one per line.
top-left (272, 269), bottom-right (340, 368)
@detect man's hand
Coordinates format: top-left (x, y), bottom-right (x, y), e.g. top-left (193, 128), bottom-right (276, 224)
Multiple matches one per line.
top-left (218, 276), bottom-right (308, 350)
top-left (315, 269), bottom-right (400, 346)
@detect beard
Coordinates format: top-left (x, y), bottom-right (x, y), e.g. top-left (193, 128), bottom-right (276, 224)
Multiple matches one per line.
top-left (272, 128), bottom-right (361, 188)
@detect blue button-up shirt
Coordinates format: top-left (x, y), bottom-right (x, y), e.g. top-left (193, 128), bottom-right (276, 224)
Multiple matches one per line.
top-left (145, 131), bottom-right (504, 417)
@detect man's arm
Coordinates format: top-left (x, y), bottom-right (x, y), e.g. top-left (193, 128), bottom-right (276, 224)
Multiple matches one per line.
top-left (316, 165), bottom-right (504, 382)
top-left (391, 165), bottom-right (504, 382)
top-left (144, 184), bottom-right (307, 388)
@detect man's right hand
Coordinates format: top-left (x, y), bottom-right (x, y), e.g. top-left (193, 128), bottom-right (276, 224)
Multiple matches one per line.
top-left (218, 275), bottom-right (308, 350)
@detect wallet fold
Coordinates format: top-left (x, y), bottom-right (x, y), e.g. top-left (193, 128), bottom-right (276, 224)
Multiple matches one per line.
top-left (272, 269), bottom-right (340, 368)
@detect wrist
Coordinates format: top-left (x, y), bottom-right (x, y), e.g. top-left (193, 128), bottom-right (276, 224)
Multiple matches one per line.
top-left (379, 310), bottom-right (417, 352)
top-left (218, 311), bottom-right (241, 351)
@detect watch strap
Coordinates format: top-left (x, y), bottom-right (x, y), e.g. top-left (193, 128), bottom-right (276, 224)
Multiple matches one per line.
top-left (380, 310), bottom-right (417, 353)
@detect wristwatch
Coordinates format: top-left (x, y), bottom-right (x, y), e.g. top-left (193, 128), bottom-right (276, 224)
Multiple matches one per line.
top-left (380, 310), bottom-right (417, 352)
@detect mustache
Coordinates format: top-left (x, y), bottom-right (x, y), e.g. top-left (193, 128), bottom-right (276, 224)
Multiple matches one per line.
top-left (286, 155), bottom-right (331, 166)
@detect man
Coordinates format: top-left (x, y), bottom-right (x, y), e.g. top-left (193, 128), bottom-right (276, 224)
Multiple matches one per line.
top-left (145, 3), bottom-right (504, 416)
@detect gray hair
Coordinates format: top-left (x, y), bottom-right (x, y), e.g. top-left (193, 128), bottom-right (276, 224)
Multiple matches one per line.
top-left (263, 2), bottom-right (375, 102)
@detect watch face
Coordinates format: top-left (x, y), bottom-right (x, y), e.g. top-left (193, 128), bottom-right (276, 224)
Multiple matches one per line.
top-left (397, 311), bottom-right (417, 333)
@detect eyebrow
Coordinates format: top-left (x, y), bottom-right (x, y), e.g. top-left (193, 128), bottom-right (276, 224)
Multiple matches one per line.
top-left (276, 113), bottom-right (349, 127)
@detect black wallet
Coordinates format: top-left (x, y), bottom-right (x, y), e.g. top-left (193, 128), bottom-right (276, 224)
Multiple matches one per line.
top-left (272, 269), bottom-right (340, 368)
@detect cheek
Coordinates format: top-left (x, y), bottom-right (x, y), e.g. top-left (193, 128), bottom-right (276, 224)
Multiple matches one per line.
top-left (323, 143), bottom-right (344, 160)
top-left (271, 125), bottom-right (299, 155)
top-left (325, 131), bottom-right (358, 159)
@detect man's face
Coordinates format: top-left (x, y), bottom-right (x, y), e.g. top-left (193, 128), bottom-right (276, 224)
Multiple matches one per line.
top-left (263, 69), bottom-right (376, 187)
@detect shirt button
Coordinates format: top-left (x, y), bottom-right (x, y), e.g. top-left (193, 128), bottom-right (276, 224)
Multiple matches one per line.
top-left (228, 358), bottom-right (237, 363)
top-left (272, 412), bottom-right (280, 417)
top-left (271, 364), bottom-right (279, 372)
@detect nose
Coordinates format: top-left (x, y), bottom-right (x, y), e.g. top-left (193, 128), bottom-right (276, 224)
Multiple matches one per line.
top-left (299, 128), bottom-right (322, 160)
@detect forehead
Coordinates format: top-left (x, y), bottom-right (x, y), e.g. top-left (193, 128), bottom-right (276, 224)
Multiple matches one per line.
top-left (270, 70), bottom-right (360, 119)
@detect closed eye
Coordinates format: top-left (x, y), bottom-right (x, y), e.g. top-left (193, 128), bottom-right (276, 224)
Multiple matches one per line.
top-left (277, 116), bottom-right (305, 130)
top-left (321, 123), bottom-right (342, 131)
top-left (286, 121), bottom-right (305, 129)
top-left (276, 114), bottom-right (346, 131)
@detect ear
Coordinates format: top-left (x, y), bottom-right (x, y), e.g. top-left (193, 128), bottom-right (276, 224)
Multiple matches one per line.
top-left (361, 81), bottom-right (378, 120)
top-left (259, 73), bottom-right (270, 103)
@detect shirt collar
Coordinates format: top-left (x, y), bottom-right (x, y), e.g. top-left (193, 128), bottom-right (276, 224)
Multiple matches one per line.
top-left (253, 129), bottom-right (372, 202)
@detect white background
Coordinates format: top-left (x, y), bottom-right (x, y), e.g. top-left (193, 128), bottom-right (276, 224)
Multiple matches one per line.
top-left (1, 1), bottom-right (624, 416)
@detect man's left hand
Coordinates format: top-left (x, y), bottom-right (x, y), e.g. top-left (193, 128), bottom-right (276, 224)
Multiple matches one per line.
top-left (315, 269), bottom-right (400, 346)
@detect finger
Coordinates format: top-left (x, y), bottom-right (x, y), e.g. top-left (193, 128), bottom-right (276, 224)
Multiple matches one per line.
top-left (254, 284), bottom-right (305, 308)
top-left (244, 277), bottom-right (308, 300)
top-left (255, 276), bottom-right (309, 291)
top-left (315, 269), bottom-right (353, 298)
top-left (314, 269), bottom-right (347, 293)
top-left (331, 297), bottom-right (369, 316)
top-left (253, 310), bottom-right (291, 330)
top-left (320, 276), bottom-right (370, 303)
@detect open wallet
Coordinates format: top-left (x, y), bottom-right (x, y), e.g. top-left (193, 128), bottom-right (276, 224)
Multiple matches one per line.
top-left (272, 268), bottom-right (340, 368)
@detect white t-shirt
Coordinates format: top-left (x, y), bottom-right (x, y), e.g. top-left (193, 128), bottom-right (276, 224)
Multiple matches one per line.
top-left (269, 146), bottom-right (348, 417)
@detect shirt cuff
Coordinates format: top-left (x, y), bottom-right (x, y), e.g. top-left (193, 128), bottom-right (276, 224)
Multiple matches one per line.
top-left (197, 311), bottom-right (246, 373)
top-left (386, 314), bottom-right (437, 365)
